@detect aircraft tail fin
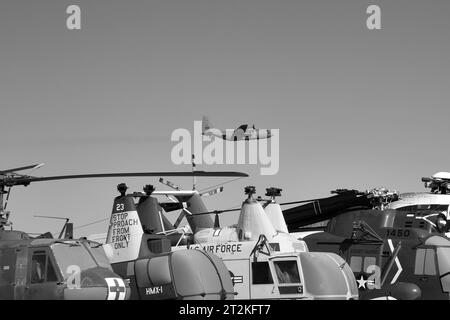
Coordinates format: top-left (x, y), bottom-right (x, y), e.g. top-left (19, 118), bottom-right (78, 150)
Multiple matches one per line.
top-left (105, 184), bottom-right (144, 263)
top-left (185, 193), bottom-right (214, 233)
top-left (105, 183), bottom-right (179, 263)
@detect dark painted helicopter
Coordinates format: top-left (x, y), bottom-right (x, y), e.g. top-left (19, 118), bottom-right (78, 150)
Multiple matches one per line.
top-left (0, 163), bottom-right (246, 300)
top-left (282, 188), bottom-right (450, 300)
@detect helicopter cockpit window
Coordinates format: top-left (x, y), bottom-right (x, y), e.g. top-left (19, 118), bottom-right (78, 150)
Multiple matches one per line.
top-left (364, 257), bottom-right (376, 271)
top-left (252, 262), bottom-right (274, 284)
top-left (350, 256), bottom-right (377, 273)
top-left (350, 256), bottom-right (363, 272)
top-left (46, 260), bottom-right (58, 282)
top-left (51, 243), bottom-right (97, 279)
top-left (31, 253), bottom-right (46, 283)
top-left (86, 242), bottom-right (113, 270)
top-left (414, 248), bottom-right (437, 276)
top-left (273, 261), bottom-right (301, 284)
top-left (31, 252), bottom-right (58, 283)
top-left (437, 247), bottom-right (450, 292)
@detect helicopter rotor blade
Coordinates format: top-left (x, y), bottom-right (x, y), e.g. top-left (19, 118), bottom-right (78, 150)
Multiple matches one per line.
top-left (160, 202), bottom-right (184, 212)
top-left (166, 195), bottom-right (179, 203)
top-left (1, 171), bottom-right (248, 187)
top-left (0, 163), bottom-right (45, 175)
top-left (159, 178), bottom-right (182, 190)
top-left (192, 207), bottom-right (241, 216)
top-left (34, 215), bottom-right (70, 221)
top-left (200, 186), bottom-right (224, 197)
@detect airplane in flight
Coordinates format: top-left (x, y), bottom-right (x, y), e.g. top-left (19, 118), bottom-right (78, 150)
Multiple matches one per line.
top-left (202, 116), bottom-right (272, 141)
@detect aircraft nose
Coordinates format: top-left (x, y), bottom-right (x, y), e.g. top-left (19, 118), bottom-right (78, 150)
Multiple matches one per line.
top-left (64, 287), bottom-right (112, 300)
top-left (63, 268), bottom-right (129, 300)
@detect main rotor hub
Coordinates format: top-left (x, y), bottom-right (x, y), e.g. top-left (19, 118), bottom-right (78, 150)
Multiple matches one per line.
top-left (366, 188), bottom-right (399, 209)
top-left (244, 186), bottom-right (256, 196)
top-left (143, 184), bottom-right (155, 195)
top-left (265, 187), bottom-right (282, 198)
top-left (244, 186), bottom-right (256, 199)
top-left (117, 183), bottom-right (128, 196)
top-left (422, 174), bottom-right (450, 194)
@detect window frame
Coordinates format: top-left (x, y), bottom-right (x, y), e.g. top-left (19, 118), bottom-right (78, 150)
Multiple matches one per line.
top-left (251, 261), bottom-right (274, 285)
top-left (272, 259), bottom-right (302, 285)
top-left (29, 248), bottom-right (62, 284)
top-left (349, 255), bottom-right (378, 274)
top-left (414, 247), bottom-right (438, 276)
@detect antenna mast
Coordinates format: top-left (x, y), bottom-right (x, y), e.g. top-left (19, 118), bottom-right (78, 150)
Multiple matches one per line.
top-left (192, 154), bottom-right (196, 190)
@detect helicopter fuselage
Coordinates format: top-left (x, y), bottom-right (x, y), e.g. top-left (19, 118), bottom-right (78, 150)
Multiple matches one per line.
top-left (0, 231), bottom-right (129, 300)
top-left (300, 209), bottom-right (450, 300)
top-left (388, 192), bottom-right (450, 217)
top-left (172, 225), bottom-right (358, 300)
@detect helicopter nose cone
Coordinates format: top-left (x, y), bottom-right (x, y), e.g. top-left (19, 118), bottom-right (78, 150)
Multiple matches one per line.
top-left (63, 268), bottom-right (130, 300)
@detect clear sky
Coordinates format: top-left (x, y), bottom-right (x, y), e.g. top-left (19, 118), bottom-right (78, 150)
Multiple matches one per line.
top-left (1, 0), bottom-right (449, 236)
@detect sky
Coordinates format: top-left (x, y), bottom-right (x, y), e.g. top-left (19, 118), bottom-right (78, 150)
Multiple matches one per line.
top-left (1, 0), bottom-right (449, 236)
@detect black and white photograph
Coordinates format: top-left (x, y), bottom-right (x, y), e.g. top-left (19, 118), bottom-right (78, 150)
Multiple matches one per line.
top-left (1, 0), bottom-right (450, 312)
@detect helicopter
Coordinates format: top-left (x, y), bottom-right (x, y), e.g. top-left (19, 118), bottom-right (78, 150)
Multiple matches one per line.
top-left (101, 182), bottom-right (236, 300)
top-left (123, 180), bottom-right (359, 300)
top-left (282, 188), bottom-right (450, 300)
top-left (387, 172), bottom-right (450, 226)
top-left (0, 163), bottom-right (246, 300)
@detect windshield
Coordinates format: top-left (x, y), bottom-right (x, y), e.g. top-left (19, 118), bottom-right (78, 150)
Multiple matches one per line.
top-left (300, 252), bottom-right (348, 296)
top-left (437, 247), bottom-right (450, 292)
top-left (51, 243), bottom-right (98, 279)
top-left (273, 260), bottom-right (301, 284)
top-left (85, 242), bottom-right (112, 270)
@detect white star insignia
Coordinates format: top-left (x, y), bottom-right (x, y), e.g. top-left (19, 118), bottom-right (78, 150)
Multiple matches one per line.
top-left (357, 275), bottom-right (367, 289)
